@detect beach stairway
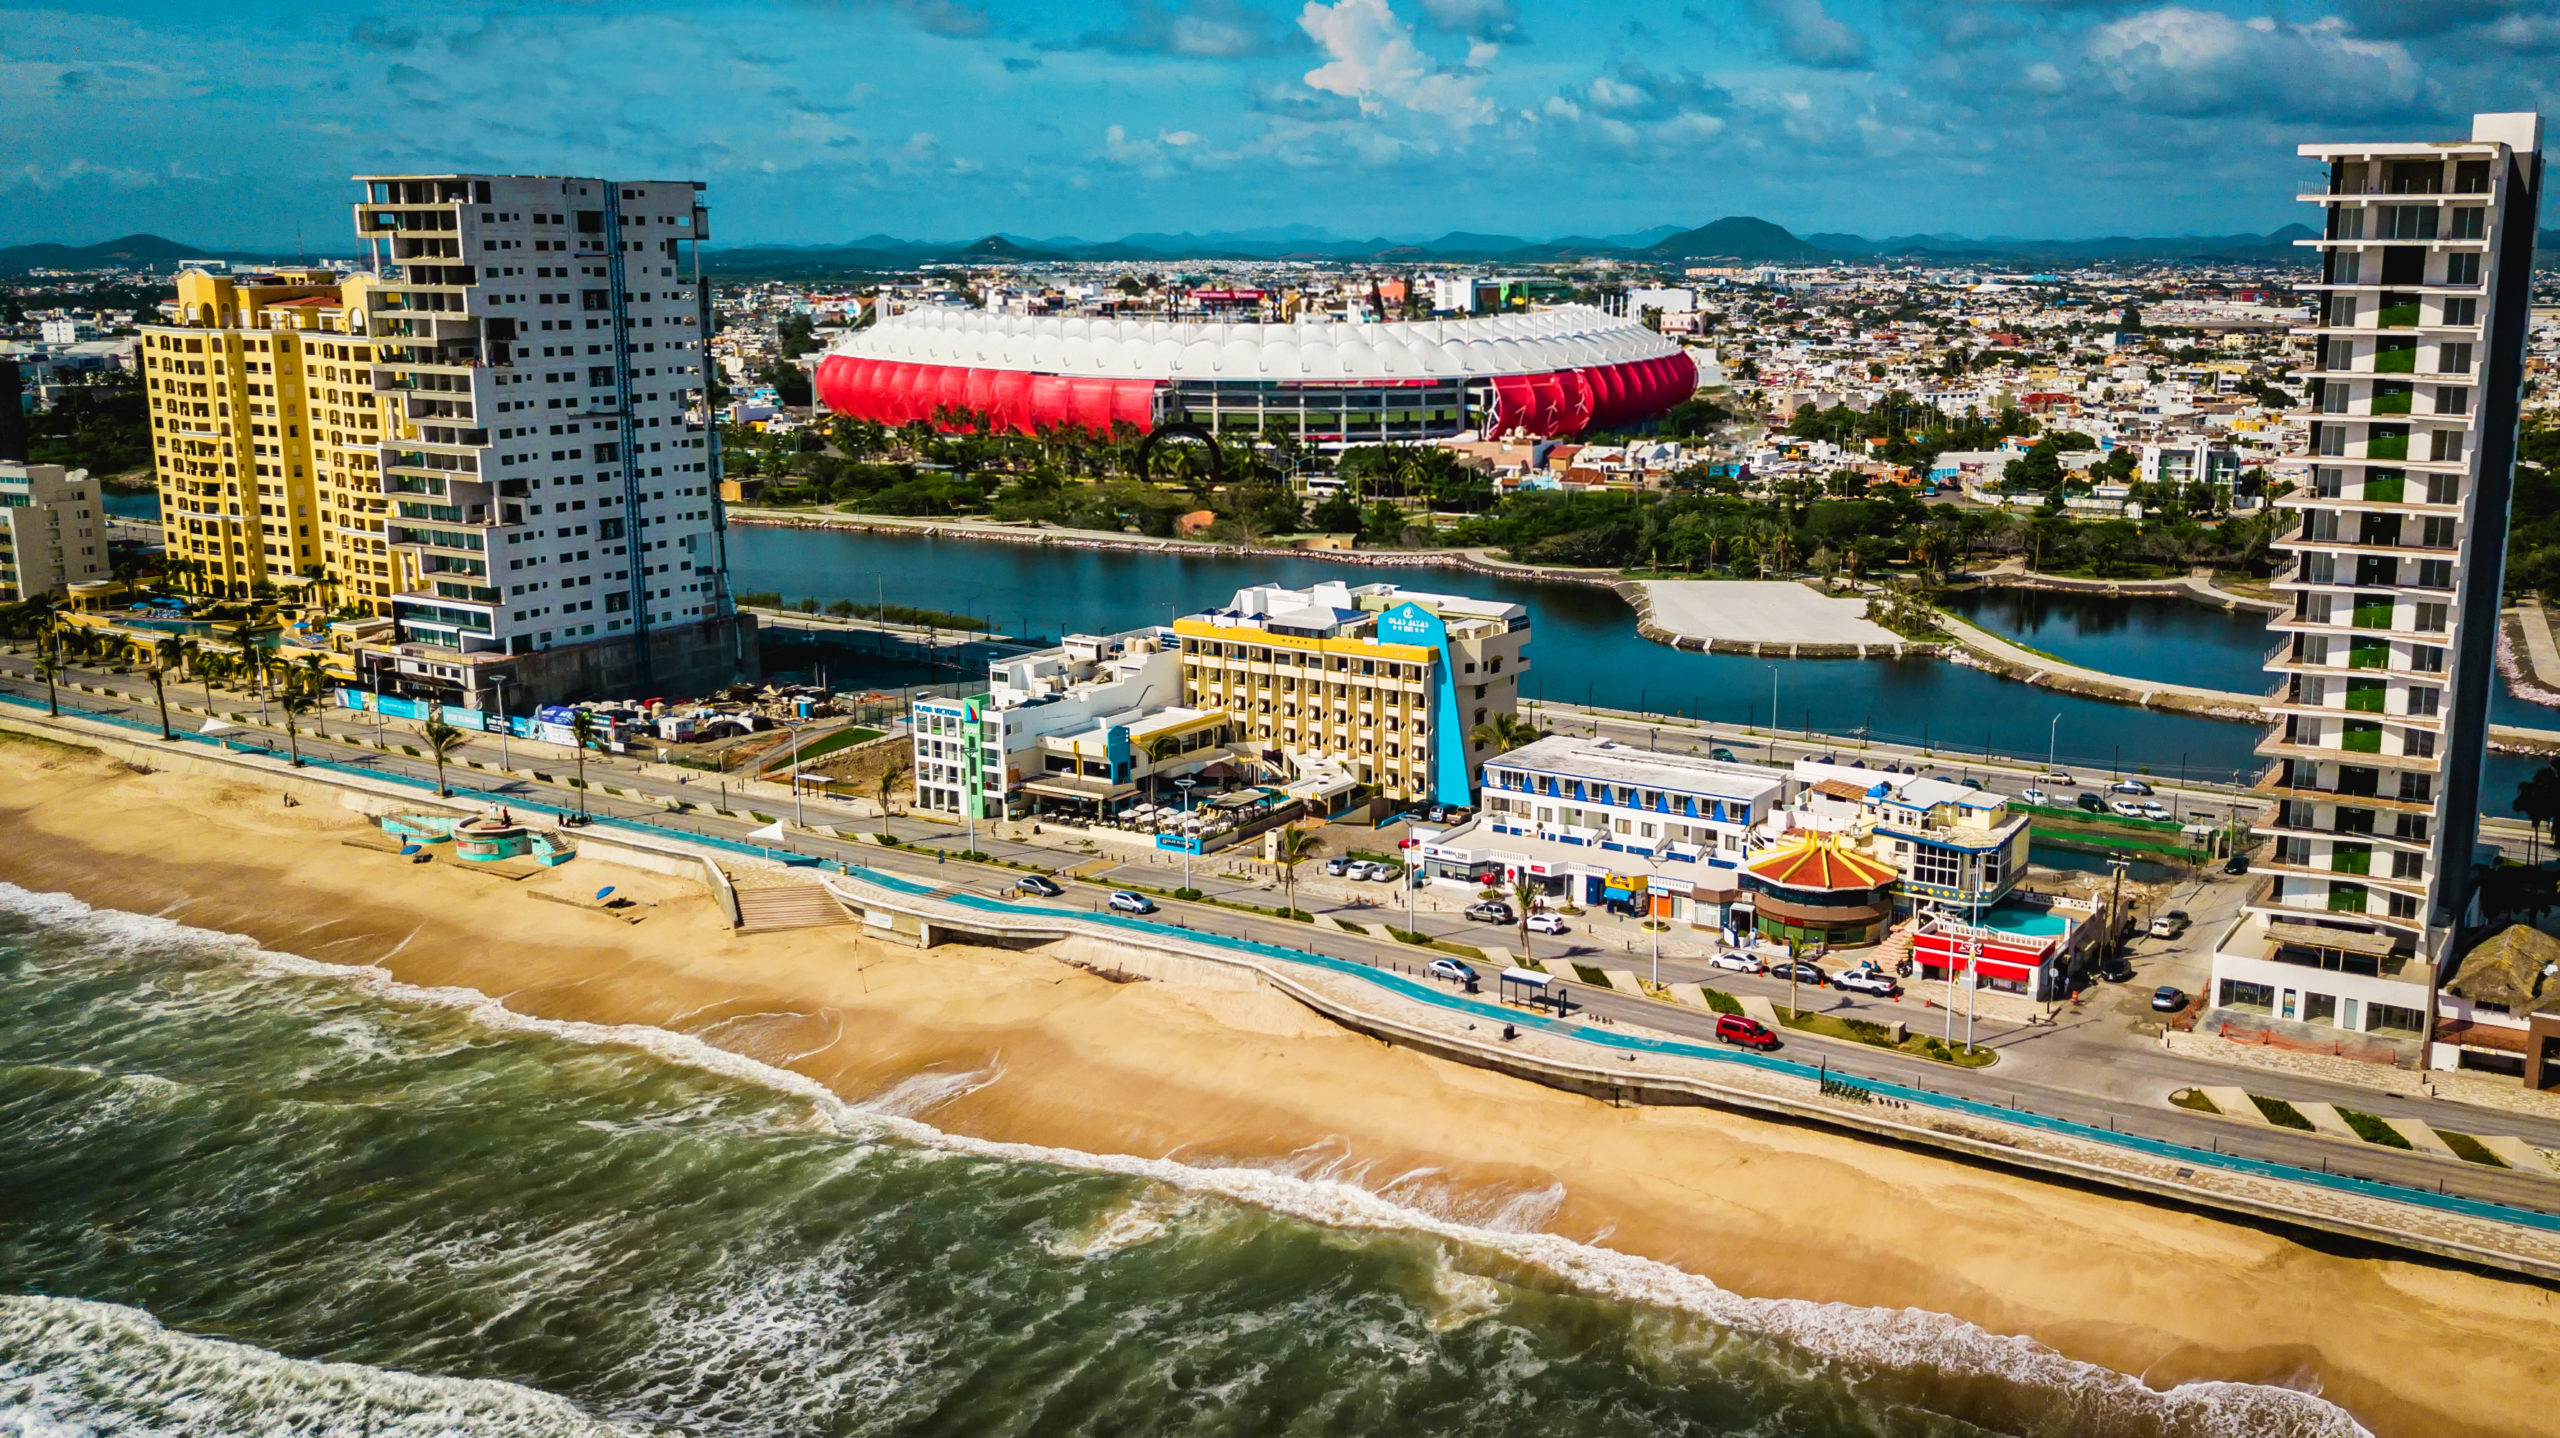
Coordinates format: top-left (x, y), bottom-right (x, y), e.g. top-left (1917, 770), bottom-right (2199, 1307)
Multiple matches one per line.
top-left (734, 883), bottom-right (856, 935)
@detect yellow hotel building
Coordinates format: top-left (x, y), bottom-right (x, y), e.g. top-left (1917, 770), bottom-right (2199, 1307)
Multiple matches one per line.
top-left (140, 269), bottom-right (397, 609)
top-left (1172, 580), bottom-right (1529, 806)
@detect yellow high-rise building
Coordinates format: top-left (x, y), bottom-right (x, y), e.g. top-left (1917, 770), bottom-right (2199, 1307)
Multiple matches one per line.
top-left (141, 268), bottom-right (397, 610)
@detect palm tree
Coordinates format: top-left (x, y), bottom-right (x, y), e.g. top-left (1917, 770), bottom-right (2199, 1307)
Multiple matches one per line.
top-left (278, 686), bottom-right (315, 767)
top-left (875, 754), bottom-right (909, 835)
top-left (2516, 761), bottom-right (2560, 866)
top-left (569, 709), bottom-right (598, 818)
top-left (32, 646), bottom-right (61, 718)
top-left (1468, 711), bottom-right (1541, 757)
top-left (1144, 734), bottom-right (1183, 804)
top-left (421, 707), bottom-right (468, 798)
top-left (1512, 876), bottom-right (1541, 962)
top-left (147, 636), bottom-right (181, 740)
top-left (296, 653), bottom-right (332, 737)
top-left (1275, 825), bottom-right (1323, 919)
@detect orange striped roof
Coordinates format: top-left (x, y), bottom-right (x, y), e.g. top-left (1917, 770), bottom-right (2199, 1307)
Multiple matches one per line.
top-left (1744, 833), bottom-right (1898, 892)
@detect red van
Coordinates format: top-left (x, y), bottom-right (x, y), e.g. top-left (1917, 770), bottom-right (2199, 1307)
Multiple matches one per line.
top-left (1714, 1014), bottom-right (1780, 1050)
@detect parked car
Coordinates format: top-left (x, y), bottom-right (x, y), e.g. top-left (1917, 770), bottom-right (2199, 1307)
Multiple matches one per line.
top-left (2151, 985), bottom-right (2189, 1013)
top-left (1107, 890), bottom-right (1156, 915)
top-left (1427, 957), bottom-right (1480, 986)
top-left (1834, 968), bottom-right (1903, 998)
top-left (2139, 801), bottom-right (2172, 821)
top-left (1525, 912), bottom-right (1568, 935)
top-left (2111, 778), bottom-right (2155, 796)
top-left (1465, 901), bottom-right (1515, 924)
top-left (1714, 1014), bottom-right (1781, 1050)
top-left (1340, 861), bottom-right (1372, 881)
top-left (1771, 960), bottom-right (1828, 987)
top-left (2075, 792), bottom-right (2108, 814)
top-left (1707, 950), bottom-right (1764, 975)
top-left (1364, 862), bottom-right (1400, 881)
top-left (1016, 875), bottom-right (1064, 898)
top-left (2018, 787), bottom-right (2051, 806)
top-left (2148, 910), bottom-right (2191, 939)
top-left (2224, 853), bottom-right (2251, 876)
top-left (1324, 857), bottom-right (1349, 877)
top-left (2109, 799), bottom-right (2149, 819)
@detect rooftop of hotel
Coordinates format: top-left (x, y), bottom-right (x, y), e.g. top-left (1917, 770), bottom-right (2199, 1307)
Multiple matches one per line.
top-left (1487, 735), bottom-right (1787, 802)
top-left (1189, 580), bottom-right (1526, 639)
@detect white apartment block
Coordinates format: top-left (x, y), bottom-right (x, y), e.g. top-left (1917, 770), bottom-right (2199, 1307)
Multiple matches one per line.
top-left (0, 462), bottom-right (108, 600)
top-left (350, 173), bottom-right (746, 706)
top-left (2209, 113), bottom-right (2545, 1063)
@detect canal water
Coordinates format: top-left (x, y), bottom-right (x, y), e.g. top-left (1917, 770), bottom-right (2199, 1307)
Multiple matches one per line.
top-left (725, 530), bottom-right (2232, 781)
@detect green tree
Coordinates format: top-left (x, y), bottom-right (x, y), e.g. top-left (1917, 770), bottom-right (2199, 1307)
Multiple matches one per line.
top-left (421, 707), bottom-right (469, 798)
top-left (569, 709), bottom-right (598, 817)
top-left (279, 686), bottom-right (315, 768)
top-left (1275, 826), bottom-right (1324, 920)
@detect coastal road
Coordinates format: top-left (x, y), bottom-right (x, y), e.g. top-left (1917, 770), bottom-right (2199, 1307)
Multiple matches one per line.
top-left (13, 668), bottom-right (2560, 1224)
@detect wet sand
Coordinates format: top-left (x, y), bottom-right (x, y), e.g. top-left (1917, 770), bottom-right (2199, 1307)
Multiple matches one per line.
top-left (3, 734), bottom-right (2556, 1438)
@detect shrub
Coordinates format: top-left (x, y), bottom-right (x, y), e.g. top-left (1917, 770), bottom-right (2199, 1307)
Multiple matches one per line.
top-left (2337, 1108), bottom-right (2412, 1148)
top-left (1172, 887), bottom-right (1203, 901)
top-left (1701, 988), bottom-right (1742, 1016)
top-left (2438, 1130), bottom-right (2508, 1168)
top-left (2249, 1094), bottom-right (2314, 1131)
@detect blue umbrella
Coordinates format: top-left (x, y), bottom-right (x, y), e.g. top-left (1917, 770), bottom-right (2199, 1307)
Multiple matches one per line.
top-left (595, 886), bottom-right (616, 901)
top-left (399, 844), bottom-right (420, 856)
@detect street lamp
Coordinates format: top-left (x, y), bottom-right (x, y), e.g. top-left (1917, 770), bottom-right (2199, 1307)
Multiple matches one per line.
top-left (786, 718), bottom-right (806, 827)
top-left (2046, 713), bottom-right (2059, 776)
top-left (1175, 776), bottom-right (1198, 892)
top-left (492, 675), bottom-right (512, 772)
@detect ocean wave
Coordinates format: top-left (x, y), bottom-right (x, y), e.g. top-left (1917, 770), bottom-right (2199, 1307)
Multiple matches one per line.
top-left (0, 1295), bottom-right (644, 1438)
top-left (0, 881), bottom-right (2372, 1438)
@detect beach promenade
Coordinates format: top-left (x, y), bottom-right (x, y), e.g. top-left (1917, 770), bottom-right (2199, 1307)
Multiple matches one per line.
top-left (11, 673), bottom-right (2560, 1286)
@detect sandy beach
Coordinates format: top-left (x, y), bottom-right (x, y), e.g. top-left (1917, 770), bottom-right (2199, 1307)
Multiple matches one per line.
top-left (4, 731), bottom-right (2557, 1438)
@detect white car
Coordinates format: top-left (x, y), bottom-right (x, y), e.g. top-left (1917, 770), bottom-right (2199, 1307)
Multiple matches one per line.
top-left (1340, 861), bottom-right (1371, 881)
top-left (2018, 787), bottom-right (2051, 806)
top-left (1525, 912), bottom-right (1569, 935)
top-left (1107, 890), bottom-right (1156, 915)
top-left (2140, 801), bottom-right (2172, 821)
top-left (2109, 799), bottom-right (2148, 819)
top-left (1708, 950), bottom-right (1764, 975)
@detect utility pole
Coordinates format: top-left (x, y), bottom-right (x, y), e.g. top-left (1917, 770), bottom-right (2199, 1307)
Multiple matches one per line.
top-left (2107, 855), bottom-right (2129, 974)
top-left (1176, 776), bottom-right (1197, 892)
top-left (492, 675), bottom-right (511, 771)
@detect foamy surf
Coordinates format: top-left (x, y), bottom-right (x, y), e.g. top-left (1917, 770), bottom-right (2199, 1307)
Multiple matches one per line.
top-left (0, 882), bottom-right (2373, 1438)
top-left (0, 1296), bottom-right (640, 1438)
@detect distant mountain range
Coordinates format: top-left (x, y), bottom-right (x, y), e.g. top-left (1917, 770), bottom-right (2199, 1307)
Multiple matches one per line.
top-left (691, 215), bottom-right (2373, 276)
top-left (0, 233), bottom-right (212, 274)
top-left (11, 219), bottom-right (2560, 280)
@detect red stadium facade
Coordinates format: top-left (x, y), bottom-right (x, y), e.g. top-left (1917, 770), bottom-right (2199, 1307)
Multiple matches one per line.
top-left (812, 306), bottom-right (1696, 445)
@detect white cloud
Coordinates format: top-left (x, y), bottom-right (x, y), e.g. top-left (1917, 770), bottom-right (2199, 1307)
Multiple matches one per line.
top-left (1297, 0), bottom-right (1495, 124)
top-left (2086, 8), bottom-right (2434, 120)
top-left (1754, 0), bottom-right (1868, 69)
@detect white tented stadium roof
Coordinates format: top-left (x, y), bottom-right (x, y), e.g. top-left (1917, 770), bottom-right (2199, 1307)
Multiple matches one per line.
top-left (829, 304), bottom-right (1684, 382)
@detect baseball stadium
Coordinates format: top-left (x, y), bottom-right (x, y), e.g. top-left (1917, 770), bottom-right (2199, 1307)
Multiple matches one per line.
top-left (811, 305), bottom-right (1698, 444)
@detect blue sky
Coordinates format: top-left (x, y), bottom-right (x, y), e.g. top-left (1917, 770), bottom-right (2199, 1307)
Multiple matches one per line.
top-left (4, 0), bottom-right (2555, 249)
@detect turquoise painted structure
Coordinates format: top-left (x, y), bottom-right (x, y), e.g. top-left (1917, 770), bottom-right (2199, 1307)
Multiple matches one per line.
top-left (379, 813), bottom-right (577, 866)
top-left (1374, 601), bottom-right (1472, 809)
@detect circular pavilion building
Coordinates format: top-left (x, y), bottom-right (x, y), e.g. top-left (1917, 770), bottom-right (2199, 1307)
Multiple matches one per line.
top-left (812, 304), bottom-right (1697, 444)
top-left (1741, 833), bottom-right (1901, 950)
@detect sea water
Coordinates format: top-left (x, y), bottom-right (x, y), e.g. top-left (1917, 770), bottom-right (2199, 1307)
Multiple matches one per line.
top-left (0, 884), bottom-right (2368, 1438)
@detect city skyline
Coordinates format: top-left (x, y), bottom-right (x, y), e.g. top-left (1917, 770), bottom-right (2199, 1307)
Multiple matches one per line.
top-left (8, 0), bottom-right (2557, 250)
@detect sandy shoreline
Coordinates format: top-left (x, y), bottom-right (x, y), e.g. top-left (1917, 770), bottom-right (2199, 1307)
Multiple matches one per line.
top-left (4, 734), bottom-right (2557, 1437)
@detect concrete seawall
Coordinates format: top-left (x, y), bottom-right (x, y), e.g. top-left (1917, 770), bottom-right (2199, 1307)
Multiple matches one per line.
top-left (13, 702), bottom-right (2560, 1282)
